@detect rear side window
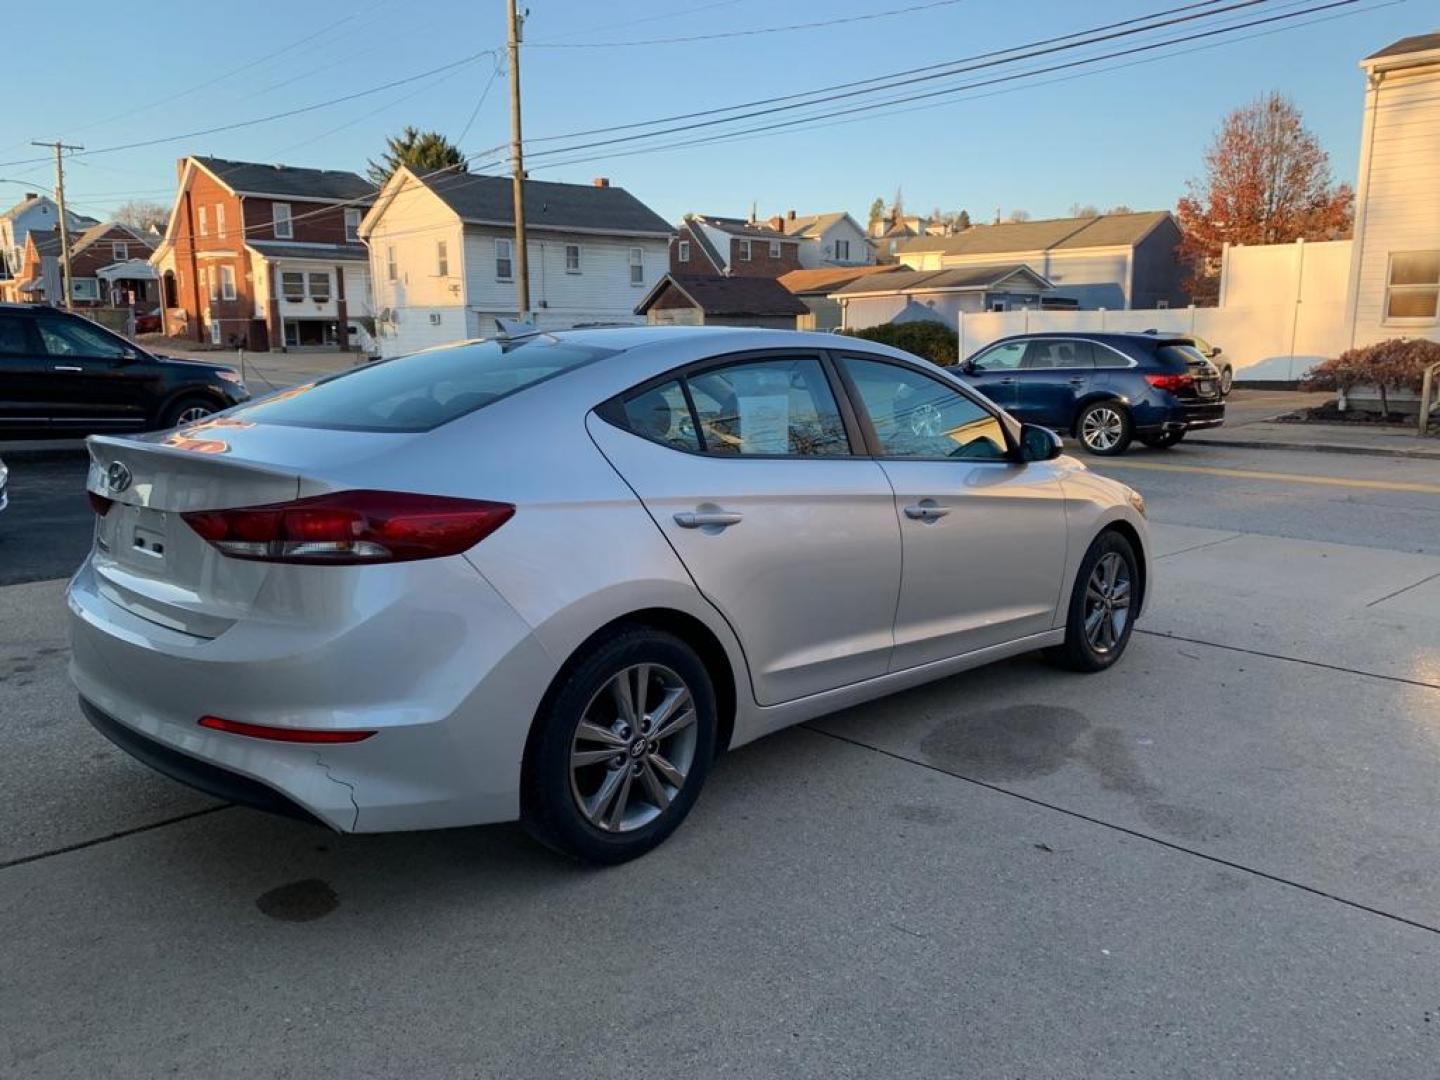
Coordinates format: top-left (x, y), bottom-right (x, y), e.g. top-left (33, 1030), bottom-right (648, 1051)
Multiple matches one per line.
top-left (615, 355), bottom-right (851, 457)
top-left (1091, 342), bottom-right (1132, 369)
top-left (232, 337), bottom-right (615, 432)
top-left (622, 380), bottom-right (700, 452)
top-left (1021, 340), bottom-right (1093, 369)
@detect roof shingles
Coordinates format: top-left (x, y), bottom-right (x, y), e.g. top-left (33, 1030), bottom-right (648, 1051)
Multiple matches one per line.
top-left (896, 211), bottom-right (1170, 257)
top-left (416, 170), bottom-right (672, 235)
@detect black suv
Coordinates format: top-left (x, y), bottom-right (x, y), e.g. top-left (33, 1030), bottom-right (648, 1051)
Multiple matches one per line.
top-left (0, 304), bottom-right (249, 438)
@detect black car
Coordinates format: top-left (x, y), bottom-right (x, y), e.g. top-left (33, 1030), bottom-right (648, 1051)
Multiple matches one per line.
top-left (0, 303), bottom-right (249, 438)
top-left (961, 331), bottom-right (1225, 455)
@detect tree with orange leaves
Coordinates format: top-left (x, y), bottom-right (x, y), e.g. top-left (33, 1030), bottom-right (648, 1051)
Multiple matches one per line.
top-left (1176, 92), bottom-right (1353, 305)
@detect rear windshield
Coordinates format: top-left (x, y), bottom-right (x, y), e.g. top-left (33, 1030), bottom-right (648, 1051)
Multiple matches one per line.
top-left (231, 336), bottom-right (615, 432)
top-left (1155, 344), bottom-right (1208, 369)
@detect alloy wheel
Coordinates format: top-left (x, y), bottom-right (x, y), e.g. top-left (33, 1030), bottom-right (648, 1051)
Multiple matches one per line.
top-left (176, 405), bottom-right (214, 425)
top-left (1081, 407), bottom-right (1124, 451)
top-left (1083, 552), bottom-right (1131, 653)
top-left (569, 663), bottom-right (698, 833)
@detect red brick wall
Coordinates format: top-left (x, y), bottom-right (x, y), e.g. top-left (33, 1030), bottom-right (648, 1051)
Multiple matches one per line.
top-left (241, 196), bottom-right (355, 245)
top-left (670, 224), bottom-right (720, 274)
top-left (725, 235), bottom-right (801, 278)
top-left (69, 227), bottom-right (155, 277)
top-left (168, 164), bottom-right (252, 344)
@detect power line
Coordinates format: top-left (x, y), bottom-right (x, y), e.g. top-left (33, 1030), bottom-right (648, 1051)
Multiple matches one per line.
top-left (529, 0), bottom-right (754, 43)
top-left (520, 0), bottom-right (1365, 174)
top-left (521, 0), bottom-right (1246, 146)
top-left (528, 0), bottom-right (969, 48)
top-left (0, 51), bottom-right (494, 170)
top-left (457, 53), bottom-right (507, 146)
top-left (516, 0), bottom-right (1282, 165)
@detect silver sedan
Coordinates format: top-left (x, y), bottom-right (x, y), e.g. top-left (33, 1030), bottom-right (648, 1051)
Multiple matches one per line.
top-left (68, 327), bottom-right (1150, 863)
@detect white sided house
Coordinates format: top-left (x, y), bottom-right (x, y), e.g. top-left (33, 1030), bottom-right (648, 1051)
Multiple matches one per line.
top-left (773, 210), bottom-right (874, 268)
top-left (362, 168), bottom-right (672, 355)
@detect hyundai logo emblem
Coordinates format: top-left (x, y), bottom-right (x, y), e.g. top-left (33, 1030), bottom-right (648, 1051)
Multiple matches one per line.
top-left (106, 461), bottom-right (133, 494)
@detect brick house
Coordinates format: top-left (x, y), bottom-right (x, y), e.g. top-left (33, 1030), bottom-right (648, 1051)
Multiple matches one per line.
top-left (670, 214), bottom-right (803, 278)
top-left (149, 156), bottom-right (376, 351)
top-left (11, 222), bottom-right (156, 308)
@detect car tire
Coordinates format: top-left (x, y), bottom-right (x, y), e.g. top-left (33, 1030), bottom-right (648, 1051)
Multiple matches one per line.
top-left (161, 396), bottom-right (217, 428)
top-left (1076, 401), bottom-right (1133, 456)
top-left (522, 626), bottom-right (717, 865)
top-left (1044, 530), bottom-right (1139, 673)
top-left (1219, 364), bottom-right (1234, 396)
top-left (1139, 430), bottom-right (1184, 449)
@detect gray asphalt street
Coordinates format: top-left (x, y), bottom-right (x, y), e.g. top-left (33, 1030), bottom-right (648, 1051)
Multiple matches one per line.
top-left (0, 452), bottom-right (91, 587)
top-left (2, 429), bottom-right (1439, 1078)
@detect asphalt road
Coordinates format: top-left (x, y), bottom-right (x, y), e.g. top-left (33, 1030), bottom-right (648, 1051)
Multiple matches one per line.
top-left (3, 434), bottom-right (1439, 1078)
top-left (0, 451), bottom-right (92, 587)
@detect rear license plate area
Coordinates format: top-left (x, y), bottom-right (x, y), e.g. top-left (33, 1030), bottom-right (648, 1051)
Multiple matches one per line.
top-left (109, 506), bottom-right (171, 567)
top-left (1197, 380), bottom-right (1215, 396)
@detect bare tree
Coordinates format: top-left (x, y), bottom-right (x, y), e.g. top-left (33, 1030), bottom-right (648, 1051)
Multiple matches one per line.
top-left (1177, 92), bottom-right (1353, 304)
top-left (113, 199), bottom-right (169, 233)
top-left (1068, 203), bottom-right (1100, 218)
top-left (1007, 209), bottom-right (1032, 223)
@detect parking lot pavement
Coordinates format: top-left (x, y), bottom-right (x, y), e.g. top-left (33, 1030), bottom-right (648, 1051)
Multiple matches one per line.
top-left (0, 451), bottom-right (92, 587)
top-left (2, 439), bottom-right (1439, 1077)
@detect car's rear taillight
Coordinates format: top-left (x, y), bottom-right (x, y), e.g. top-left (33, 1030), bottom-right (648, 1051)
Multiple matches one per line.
top-left (182, 490), bottom-right (514, 564)
top-left (88, 491), bottom-right (114, 516)
top-left (1145, 373), bottom-right (1195, 393)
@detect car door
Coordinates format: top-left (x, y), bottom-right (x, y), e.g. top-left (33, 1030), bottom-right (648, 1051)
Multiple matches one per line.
top-left (959, 339), bottom-right (1024, 410)
top-left (836, 353), bottom-right (1070, 671)
top-left (32, 314), bottom-right (149, 431)
top-left (1012, 338), bottom-right (1096, 428)
top-left (0, 314), bottom-right (51, 432)
top-left (588, 352), bottom-right (902, 706)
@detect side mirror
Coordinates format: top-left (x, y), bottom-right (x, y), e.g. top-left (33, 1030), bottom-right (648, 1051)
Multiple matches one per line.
top-left (960, 359), bottom-right (977, 375)
top-left (120, 349), bottom-right (138, 363)
top-left (1019, 423), bottom-right (1063, 462)
top-left (1210, 346), bottom-right (1223, 356)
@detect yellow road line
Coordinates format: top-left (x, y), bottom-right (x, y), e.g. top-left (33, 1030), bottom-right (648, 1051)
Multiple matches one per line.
top-left (1095, 459), bottom-right (1440, 496)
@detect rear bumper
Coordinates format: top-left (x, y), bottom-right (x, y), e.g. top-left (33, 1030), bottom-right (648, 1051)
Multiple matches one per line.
top-left (1138, 401), bottom-right (1225, 435)
top-left (81, 697), bottom-right (326, 826)
top-left (66, 555), bottom-right (557, 832)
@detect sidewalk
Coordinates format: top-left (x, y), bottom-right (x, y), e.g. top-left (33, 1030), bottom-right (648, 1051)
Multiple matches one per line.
top-left (160, 346), bottom-right (368, 392)
top-left (1189, 389), bottom-right (1440, 460)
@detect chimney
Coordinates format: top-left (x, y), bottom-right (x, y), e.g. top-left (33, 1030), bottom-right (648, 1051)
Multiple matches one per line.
top-left (593, 177), bottom-right (610, 188)
top-left (24, 192), bottom-right (37, 201)
top-left (787, 209), bottom-right (796, 220)
top-left (768, 215), bottom-right (785, 232)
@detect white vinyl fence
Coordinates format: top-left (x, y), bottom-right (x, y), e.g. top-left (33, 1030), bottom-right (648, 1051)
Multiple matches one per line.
top-left (957, 303), bottom-right (1349, 383)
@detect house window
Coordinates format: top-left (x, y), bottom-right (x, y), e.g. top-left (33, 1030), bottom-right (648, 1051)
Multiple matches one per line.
top-left (219, 265), bottom-right (236, 300)
top-left (629, 247), bottom-right (644, 285)
top-left (565, 243), bottom-right (581, 273)
top-left (496, 238), bottom-right (514, 281)
top-left (308, 272), bottom-right (330, 302)
top-left (273, 202), bottom-right (293, 239)
top-left (1385, 251), bottom-right (1439, 321)
top-left (990, 300), bottom-right (1007, 312)
top-left (678, 240), bottom-right (690, 262)
top-left (769, 240), bottom-right (781, 258)
top-left (281, 271), bottom-right (305, 301)
top-left (112, 242), bottom-right (128, 261)
top-left (835, 240), bottom-right (850, 261)
top-left (345, 208), bottom-right (362, 242)
top-left (739, 239), bottom-right (752, 261)
top-left (216, 204), bottom-right (226, 239)
top-left (206, 268), bottom-right (217, 303)
top-left (197, 206), bottom-right (208, 237)
top-left (436, 240), bottom-right (449, 277)
top-left (386, 245), bottom-right (397, 282)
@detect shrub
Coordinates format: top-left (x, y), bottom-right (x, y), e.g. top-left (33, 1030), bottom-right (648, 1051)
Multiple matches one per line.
top-left (1303, 338), bottom-right (1440, 415)
top-left (843, 321), bottom-right (958, 366)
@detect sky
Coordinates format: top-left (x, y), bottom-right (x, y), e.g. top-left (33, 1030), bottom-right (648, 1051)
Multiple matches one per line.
top-left (0, 0), bottom-right (1428, 227)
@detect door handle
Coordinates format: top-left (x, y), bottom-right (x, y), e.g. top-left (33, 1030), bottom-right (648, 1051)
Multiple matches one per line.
top-left (1068, 377), bottom-right (1087, 386)
top-left (997, 377), bottom-right (1016, 385)
top-left (674, 510), bottom-right (743, 529)
top-left (52, 365), bottom-right (83, 373)
top-left (903, 503), bottom-right (951, 521)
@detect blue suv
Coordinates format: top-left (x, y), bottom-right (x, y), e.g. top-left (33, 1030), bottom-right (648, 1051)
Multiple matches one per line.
top-left (960, 332), bottom-right (1225, 455)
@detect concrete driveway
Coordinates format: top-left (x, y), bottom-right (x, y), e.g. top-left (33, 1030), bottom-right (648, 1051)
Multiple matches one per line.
top-left (2, 439), bottom-right (1439, 1078)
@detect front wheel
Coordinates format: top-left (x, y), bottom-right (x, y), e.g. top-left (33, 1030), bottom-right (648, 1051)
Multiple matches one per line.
top-left (1044, 530), bottom-right (1139, 672)
top-left (1139, 430), bottom-right (1184, 449)
top-left (1219, 364), bottom-right (1234, 396)
top-left (522, 627), bottom-right (717, 865)
top-left (1076, 401), bottom-right (1132, 456)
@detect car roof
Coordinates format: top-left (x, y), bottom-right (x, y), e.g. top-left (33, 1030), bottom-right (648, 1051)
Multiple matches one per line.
top-left (985, 330), bottom-right (1195, 345)
top-left (0, 303), bottom-right (60, 315)
top-left (497, 324), bottom-right (894, 354)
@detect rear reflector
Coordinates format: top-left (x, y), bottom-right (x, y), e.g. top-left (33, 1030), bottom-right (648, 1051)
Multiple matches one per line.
top-left (1145, 373), bottom-right (1195, 393)
top-left (88, 491), bottom-right (114, 516)
top-left (182, 490), bottom-right (514, 564)
top-left (199, 716), bottom-right (376, 743)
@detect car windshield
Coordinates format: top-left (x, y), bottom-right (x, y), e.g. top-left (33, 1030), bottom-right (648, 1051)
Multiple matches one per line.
top-left (231, 335), bottom-right (616, 432)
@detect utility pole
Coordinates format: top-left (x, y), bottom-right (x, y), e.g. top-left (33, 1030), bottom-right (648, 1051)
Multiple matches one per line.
top-left (506, 0), bottom-right (530, 319)
top-left (32, 140), bottom-right (83, 310)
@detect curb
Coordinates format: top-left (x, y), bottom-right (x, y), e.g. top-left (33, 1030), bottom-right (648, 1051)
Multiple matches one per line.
top-left (1186, 435), bottom-right (1440, 461)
